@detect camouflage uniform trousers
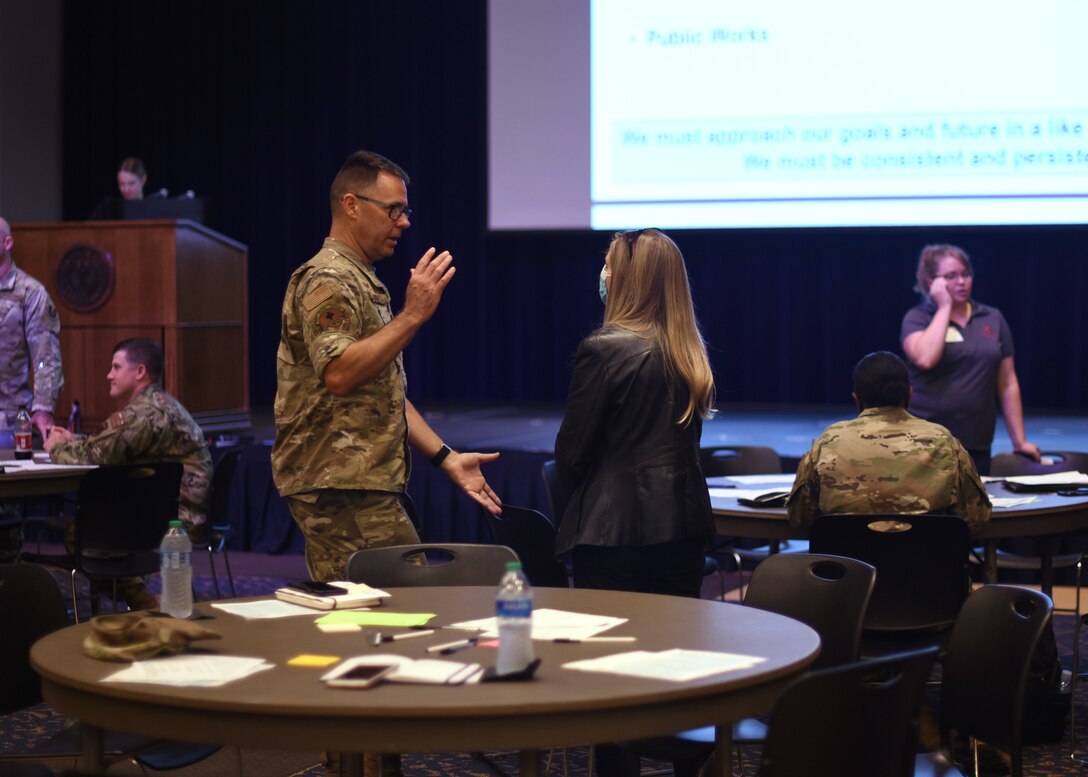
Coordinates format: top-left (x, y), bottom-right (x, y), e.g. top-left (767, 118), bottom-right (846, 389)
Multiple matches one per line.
top-left (286, 489), bottom-right (420, 583)
top-left (290, 489), bottom-right (418, 777)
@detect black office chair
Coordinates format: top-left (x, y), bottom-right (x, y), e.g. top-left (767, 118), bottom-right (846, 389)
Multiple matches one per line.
top-left (757, 648), bottom-right (939, 777)
top-left (701, 445), bottom-right (806, 595)
top-left (204, 448), bottom-right (242, 598)
top-left (0, 562), bottom-right (223, 771)
top-left (346, 543), bottom-right (519, 588)
top-left (482, 505), bottom-right (569, 588)
top-left (699, 445), bottom-right (782, 476)
top-left (915, 585), bottom-right (1053, 777)
top-left (69, 463), bottom-right (183, 622)
top-left (621, 553), bottom-right (877, 776)
top-left (810, 514), bottom-right (970, 656)
top-left (540, 460), bottom-right (569, 526)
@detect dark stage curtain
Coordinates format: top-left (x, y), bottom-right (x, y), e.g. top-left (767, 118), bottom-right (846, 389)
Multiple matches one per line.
top-left (61, 1), bottom-right (1088, 414)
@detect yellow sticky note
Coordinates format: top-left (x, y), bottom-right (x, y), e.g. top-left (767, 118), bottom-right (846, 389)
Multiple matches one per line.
top-left (288, 654), bottom-right (341, 667)
top-left (315, 612), bottom-right (436, 628)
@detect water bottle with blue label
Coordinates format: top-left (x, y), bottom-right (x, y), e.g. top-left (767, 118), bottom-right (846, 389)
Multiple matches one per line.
top-left (160, 520), bottom-right (193, 618)
top-left (496, 560), bottom-right (533, 674)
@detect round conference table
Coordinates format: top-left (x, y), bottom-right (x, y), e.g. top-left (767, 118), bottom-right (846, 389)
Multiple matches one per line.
top-left (710, 476), bottom-right (1088, 595)
top-left (32, 586), bottom-right (820, 777)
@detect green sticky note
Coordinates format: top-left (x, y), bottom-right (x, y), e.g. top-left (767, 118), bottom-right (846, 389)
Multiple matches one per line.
top-left (315, 611), bottom-right (436, 628)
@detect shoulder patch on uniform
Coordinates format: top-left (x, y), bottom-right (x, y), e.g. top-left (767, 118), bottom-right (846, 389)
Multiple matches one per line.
top-left (316, 306), bottom-right (346, 329)
top-left (302, 285), bottom-right (334, 311)
top-left (105, 411), bottom-right (126, 430)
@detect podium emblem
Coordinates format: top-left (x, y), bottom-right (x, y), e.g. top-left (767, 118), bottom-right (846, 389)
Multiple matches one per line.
top-left (55, 244), bottom-right (116, 313)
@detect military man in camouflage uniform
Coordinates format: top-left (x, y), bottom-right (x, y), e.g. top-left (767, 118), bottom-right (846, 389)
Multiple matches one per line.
top-left (787, 351), bottom-right (990, 533)
top-left (0, 216), bottom-right (63, 438)
top-left (273, 150), bottom-right (502, 585)
top-left (46, 338), bottom-right (212, 610)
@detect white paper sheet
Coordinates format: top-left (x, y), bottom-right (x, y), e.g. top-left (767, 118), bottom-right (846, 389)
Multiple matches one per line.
top-left (1003, 471), bottom-right (1088, 486)
top-left (990, 496), bottom-right (1041, 508)
top-left (102, 655), bottom-right (273, 687)
top-left (0, 459), bottom-right (95, 473)
top-left (722, 474), bottom-right (797, 486)
top-left (710, 488), bottom-right (790, 501)
top-left (211, 599), bottom-right (326, 619)
top-left (445, 608), bottom-right (628, 640)
top-left (563, 648), bottom-right (767, 682)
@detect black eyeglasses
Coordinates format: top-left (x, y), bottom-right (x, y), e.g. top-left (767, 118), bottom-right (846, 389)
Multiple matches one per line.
top-left (349, 193), bottom-right (412, 222)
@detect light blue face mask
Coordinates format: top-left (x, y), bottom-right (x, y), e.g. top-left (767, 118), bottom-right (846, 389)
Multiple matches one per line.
top-left (599, 266), bottom-right (609, 305)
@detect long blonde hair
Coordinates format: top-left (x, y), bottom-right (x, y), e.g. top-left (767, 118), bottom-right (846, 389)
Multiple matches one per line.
top-left (603, 229), bottom-right (715, 425)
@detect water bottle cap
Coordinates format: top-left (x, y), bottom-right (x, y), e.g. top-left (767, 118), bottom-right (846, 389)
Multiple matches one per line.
top-left (169, 520), bottom-right (183, 528)
top-left (505, 561), bottom-right (522, 570)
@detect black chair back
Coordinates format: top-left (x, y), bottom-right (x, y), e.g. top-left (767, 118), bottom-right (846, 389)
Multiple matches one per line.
top-left (940, 585), bottom-right (1052, 776)
top-left (699, 445), bottom-right (782, 476)
top-left (0, 563), bottom-right (69, 713)
top-left (760, 647), bottom-right (939, 777)
top-left (541, 459), bottom-right (572, 526)
top-left (75, 463), bottom-right (182, 556)
top-left (207, 448), bottom-right (242, 533)
top-left (483, 505), bottom-right (569, 588)
top-left (809, 514), bottom-right (970, 633)
top-left (991, 450), bottom-right (1088, 477)
top-left (745, 553), bottom-right (876, 668)
top-left (346, 543), bottom-right (519, 588)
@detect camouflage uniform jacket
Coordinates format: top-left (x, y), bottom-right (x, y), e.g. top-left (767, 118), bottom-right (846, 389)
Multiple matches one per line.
top-left (272, 238), bottom-right (409, 497)
top-left (50, 383), bottom-right (212, 532)
top-left (0, 261), bottom-right (63, 420)
top-left (786, 406), bottom-right (991, 534)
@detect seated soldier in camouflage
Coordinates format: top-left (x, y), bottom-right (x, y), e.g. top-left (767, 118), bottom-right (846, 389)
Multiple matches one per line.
top-left (45, 338), bottom-right (212, 611)
top-left (787, 350), bottom-right (991, 533)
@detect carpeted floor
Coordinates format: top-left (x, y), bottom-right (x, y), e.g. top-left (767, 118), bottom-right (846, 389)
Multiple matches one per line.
top-left (6, 554), bottom-right (1088, 776)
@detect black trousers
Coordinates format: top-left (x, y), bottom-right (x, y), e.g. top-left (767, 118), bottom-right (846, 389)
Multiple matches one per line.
top-left (571, 537), bottom-right (706, 599)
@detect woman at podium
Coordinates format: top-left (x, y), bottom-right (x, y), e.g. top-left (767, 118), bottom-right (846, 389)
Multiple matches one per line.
top-left (89, 157), bottom-right (154, 219)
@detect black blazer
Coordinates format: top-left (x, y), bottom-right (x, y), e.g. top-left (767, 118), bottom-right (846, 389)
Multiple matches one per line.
top-left (554, 327), bottom-right (714, 554)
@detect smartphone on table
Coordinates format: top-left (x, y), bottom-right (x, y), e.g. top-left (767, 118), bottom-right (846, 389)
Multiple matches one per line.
top-left (323, 659), bottom-right (398, 689)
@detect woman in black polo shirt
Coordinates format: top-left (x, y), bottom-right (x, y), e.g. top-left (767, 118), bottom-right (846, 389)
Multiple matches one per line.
top-left (901, 243), bottom-right (1040, 475)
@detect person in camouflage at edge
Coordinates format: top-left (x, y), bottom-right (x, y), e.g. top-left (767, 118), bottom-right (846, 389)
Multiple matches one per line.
top-left (0, 216), bottom-right (63, 438)
top-left (0, 215), bottom-right (64, 561)
top-left (272, 150), bottom-right (502, 586)
top-left (46, 338), bottom-right (212, 611)
top-left (787, 350), bottom-right (991, 533)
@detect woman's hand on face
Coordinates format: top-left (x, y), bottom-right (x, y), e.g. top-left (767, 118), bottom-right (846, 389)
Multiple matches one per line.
top-left (929, 277), bottom-right (953, 308)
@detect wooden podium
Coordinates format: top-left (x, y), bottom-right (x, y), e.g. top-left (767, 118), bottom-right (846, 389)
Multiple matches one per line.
top-left (11, 220), bottom-right (249, 432)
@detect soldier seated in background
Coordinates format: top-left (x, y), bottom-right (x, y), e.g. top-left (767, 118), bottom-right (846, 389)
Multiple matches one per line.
top-left (45, 338), bottom-right (212, 611)
top-left (787, 350), bottom-right (991, 533)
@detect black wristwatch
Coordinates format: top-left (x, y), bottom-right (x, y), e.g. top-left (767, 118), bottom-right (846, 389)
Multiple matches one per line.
top-left (430, 443), bottom-right (453, 468)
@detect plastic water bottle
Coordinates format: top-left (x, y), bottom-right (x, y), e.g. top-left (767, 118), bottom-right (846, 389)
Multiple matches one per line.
top-left (496, 561), bottom-right (534, 675)
top-left (14, 407), bottom-right (32, 460)
top-left (67, 399), bottom-right (81, 434)
top-left (160, 520), bottom-right (193, 618)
